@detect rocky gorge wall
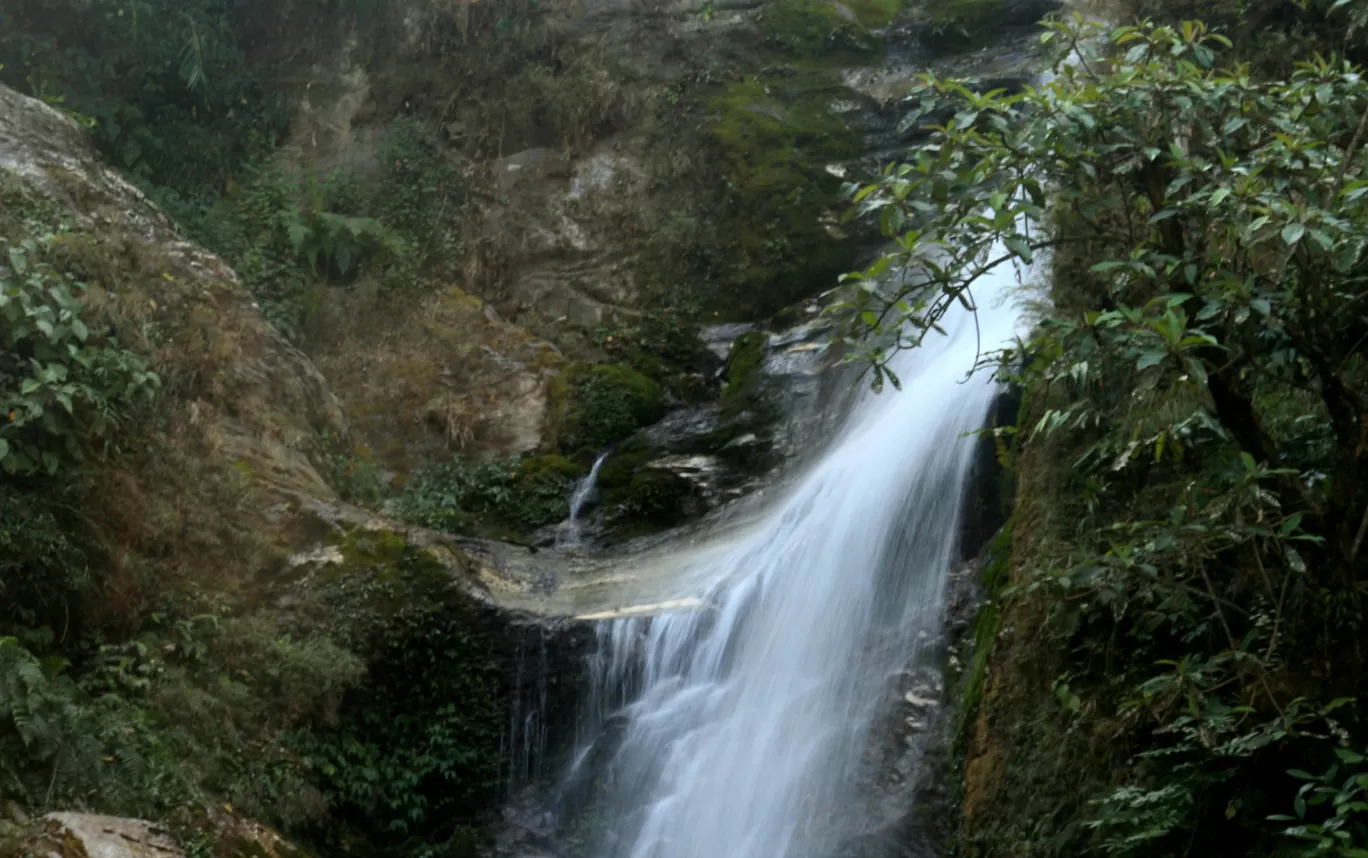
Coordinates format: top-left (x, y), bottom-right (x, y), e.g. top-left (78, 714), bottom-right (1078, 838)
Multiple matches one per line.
top-left (1, 0), bottom-right (1058, 854)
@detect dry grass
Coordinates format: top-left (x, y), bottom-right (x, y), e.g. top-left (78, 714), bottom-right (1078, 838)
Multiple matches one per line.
top-left (307, 281), bottom-right (565, 475)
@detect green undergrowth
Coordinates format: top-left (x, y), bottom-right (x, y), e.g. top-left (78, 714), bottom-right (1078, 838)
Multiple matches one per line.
top-left (1, 496), bottom-right (508, 855)
top-left (297, 530), bottom-right (503, 850)
top-left (394, 453), bottom-right (587, 538)
top-left (0, 525), bottom-right (511, 852)
top-left (171, 119), bottom-right (464, 343)
top-left (0, 0), bottom-right (297, 198)
top-left (0, 597), bottom-right (367, 831)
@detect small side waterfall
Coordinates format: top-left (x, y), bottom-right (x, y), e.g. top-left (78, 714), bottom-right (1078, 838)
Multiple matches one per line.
top-left (568, 258), bottom-right (1026, 858)
top-left (560, 453), bottom-right (609, 549)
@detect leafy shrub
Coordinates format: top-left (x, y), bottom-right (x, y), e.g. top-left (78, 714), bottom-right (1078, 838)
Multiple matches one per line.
top-left (0, 633), bottom-right (191, 814)
top-left (0, 0), bottom-right (294, 196)
top-left (371, 119), bottom-right (466, 270)
top-left (850, 15), bottom-right (1368, 856)
top-left (284, 208), bottom-right (406, 281)
top-left (322, 437), bottom-right (389, 507)
top-left (185, 167), bottom-right (407, 340)
top-left (1, 236), bottom-right (160, 476)
top-left (1271, 747), bottom-right (1368, 856)
top-left (0, 599), bottom-right (373, 824)
top-left (298, 533), bottom-right (503, 842)
top-left (396, 454), bottom-right (583, 533)
top-left (0, 636), bottom-right (98, 804)
top-left (0, 485), bottom-right (91, 630)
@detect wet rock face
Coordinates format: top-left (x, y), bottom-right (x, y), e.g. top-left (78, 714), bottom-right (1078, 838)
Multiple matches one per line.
top-left (548, 308), bottom-right (853, 544)
top-left (957, 386), bottom-right (1018, 563)
top-left (834, 559), bottom-right (982, 858)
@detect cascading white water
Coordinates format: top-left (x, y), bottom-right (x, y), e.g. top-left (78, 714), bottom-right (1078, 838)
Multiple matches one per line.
top-left (561, 453), bottom-right (609, 549)
top-left (574, 254), bottom-right (1027, 858)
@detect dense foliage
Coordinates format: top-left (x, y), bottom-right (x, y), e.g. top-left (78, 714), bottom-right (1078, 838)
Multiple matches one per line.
top-left (849, 14), bottom-right (1368, 856)
top-left (1, 226), bottom-right (159, 638)
top-left (297, 536), bottom-right (505, 845)
top-left (0, 0), bottom-right (293, 195)
top-left (1, 236), bottom-right (160, 477)
top-left (394, 454), bottom-right (582, 534)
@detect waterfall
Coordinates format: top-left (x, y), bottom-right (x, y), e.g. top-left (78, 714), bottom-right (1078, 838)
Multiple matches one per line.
top-left (561, 452), bottom-right (609, 549)
top-left (571, 256), bottom-right (1027, 858)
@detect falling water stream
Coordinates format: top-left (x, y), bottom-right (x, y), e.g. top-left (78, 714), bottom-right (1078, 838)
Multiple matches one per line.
top-left (568, 253), bottom-right (1028, 858)
top-left (561, 453), bottom-right (609, 549)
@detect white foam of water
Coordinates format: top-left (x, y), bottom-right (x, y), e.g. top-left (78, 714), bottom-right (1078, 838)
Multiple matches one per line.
top-left (577, 247), bottom-right (1029, 858)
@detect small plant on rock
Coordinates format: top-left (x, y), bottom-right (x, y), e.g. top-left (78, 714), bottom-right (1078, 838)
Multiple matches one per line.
top-left (0, 235), bottom-right (160, 476)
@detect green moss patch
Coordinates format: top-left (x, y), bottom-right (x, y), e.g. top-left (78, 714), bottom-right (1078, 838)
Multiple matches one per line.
top-left (617, 469), bottom-right (698, 528)
top-left (704, 69), bottom-right (861, 319)
top-left (720, 330), bottom-right (771, 419)
top-left (551, 363), bottom-right (666, 453)
top-left (394, 453), bottom-right (588, 539)
top-left (758, 0), bottom-right (887, 60)
top-left (919, 0), bottom-right (1012, 52)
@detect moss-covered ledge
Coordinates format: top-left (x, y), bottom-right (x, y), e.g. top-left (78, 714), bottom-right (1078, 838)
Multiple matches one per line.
top-left (277, 503), bottom-right (594, 853)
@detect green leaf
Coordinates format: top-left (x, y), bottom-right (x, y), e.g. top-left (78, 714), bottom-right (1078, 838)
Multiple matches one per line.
top-left (1282, 222), bottom-right (1306, 246)
top-left (1335, 749), bottom-right (1365, 765)
top-left (7, 247), bottom-right (27, 275)
top-left (1137, 350), bottom-right (1167, 370)
top-left (1003, 235), bottom-right (1034, 264)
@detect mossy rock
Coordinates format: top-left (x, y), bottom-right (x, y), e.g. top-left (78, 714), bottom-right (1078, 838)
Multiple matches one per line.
top-left (720, 331), bottom-right (771, 419)
top-left (594, 442), bottom-right (655, 498)
top-left (918, 0), bottom-right (1013, 52)
top-left (551, 363), bottom-right (666, 453)
top-left (704, 70), bottom-right (862, 319)
top-left (618, 469), bottom-right (699, 527)
top-left (516, 454), bottom-right (585, 482)
top-left (758, 0), bottom-right (887, 61)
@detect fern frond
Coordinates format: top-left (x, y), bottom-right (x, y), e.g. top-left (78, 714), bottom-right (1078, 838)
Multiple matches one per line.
top-left (178, 19), bottom-right (208, 92)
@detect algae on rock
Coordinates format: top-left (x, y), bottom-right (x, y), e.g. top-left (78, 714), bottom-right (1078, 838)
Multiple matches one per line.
top-left (550, 363), bottom-right (667, 454)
